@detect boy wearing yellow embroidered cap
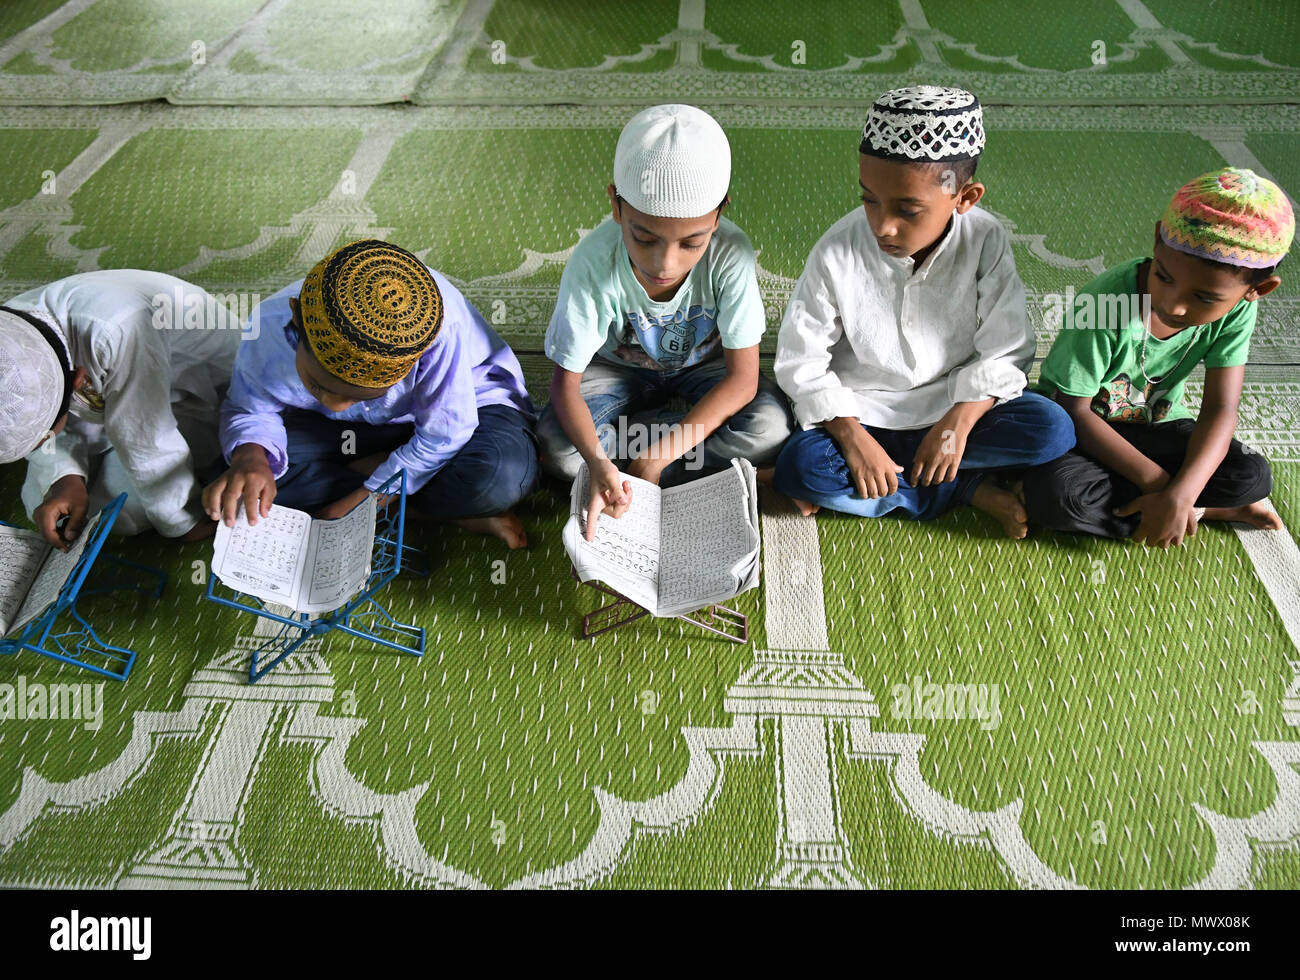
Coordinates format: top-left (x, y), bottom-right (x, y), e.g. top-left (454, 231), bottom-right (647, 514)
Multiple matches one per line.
top-left (203, 240), bottom-right (538, 549)
top-left (1023, 168), bottom-right (1293, 547)
top-left (539, 103), bottom-right (794, 540)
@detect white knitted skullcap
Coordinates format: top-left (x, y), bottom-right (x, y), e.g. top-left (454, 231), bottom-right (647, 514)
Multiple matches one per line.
top-left (613, 104), bottom-right (731, 218)
top-left (860, 86), bottom-right (985, 163)
top-left (0, 307), bottom-right (71, 464)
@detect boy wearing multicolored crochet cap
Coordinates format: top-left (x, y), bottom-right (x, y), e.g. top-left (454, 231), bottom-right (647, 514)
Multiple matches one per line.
top-left (771, 86), bottom-right (1074, 537)
top-left (204, 239), bottom-right (538, 549)
top-left (539, 103), bottom-right (794, 539)
top-left (1023, 168), bottom-right (1292, 547)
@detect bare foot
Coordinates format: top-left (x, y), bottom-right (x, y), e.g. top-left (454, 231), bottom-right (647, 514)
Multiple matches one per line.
top-left (1202, 500), bottom-right (1283, 530)
top-left (755, 466), bottom-right (818, 514)
top-left (971, 479), bottom-right (1028, 539)
top-left (790, 496), bottom-right (820, 516)
top-left (455, 512), bottom-right (528, 549)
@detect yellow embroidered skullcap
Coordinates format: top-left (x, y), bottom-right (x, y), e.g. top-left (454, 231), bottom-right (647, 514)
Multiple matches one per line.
top-left (298, 239), bottom-right (443, 388)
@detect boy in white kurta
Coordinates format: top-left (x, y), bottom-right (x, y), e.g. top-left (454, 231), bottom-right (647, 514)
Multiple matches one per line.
top-left (772, 86), bottom-right (1075, 538)
top-left (0, 271), bottom-right (239, 548)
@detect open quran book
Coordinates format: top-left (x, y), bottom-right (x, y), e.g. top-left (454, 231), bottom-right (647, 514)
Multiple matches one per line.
top-left (0, 512), bottom-right (105, 638)
top-left (212, 495), bottom-right (377, 615)
top-left (562, 458), bottom-right (761, 618)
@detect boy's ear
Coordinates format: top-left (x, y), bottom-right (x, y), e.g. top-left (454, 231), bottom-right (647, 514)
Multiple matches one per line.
top-left (1245, 275), bottom-right (1282, 300)
top-left (1153, 221), bottom-right (1163, 250)
top-left (607, 183), bottom-right (620, 222)
top-left (289, 295), bottom-right (301, 321)
top-left (954, 181), bottom-right (984, 213)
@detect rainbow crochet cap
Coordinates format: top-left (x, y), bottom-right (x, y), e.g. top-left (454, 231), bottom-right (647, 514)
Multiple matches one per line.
top-left (1159, 167), bottom-right (1294, 270)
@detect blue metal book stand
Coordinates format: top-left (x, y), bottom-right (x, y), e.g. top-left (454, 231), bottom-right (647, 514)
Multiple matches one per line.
top-left (204, 471), bottom-right (427, 683)
top-left (0, 493), bottom-right (166, 681)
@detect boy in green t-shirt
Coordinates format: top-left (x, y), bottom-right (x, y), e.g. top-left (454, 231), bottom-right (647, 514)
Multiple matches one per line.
top-left (1023, 168), bottom-right (1293, 547)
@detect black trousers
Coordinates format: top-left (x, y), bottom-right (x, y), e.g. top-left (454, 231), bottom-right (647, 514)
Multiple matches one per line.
top-left (1021, 418), bottom-right (1272, 539)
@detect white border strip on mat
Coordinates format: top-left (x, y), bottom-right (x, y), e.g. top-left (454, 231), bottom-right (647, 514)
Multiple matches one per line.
top-left (1234, 501), bottom-right (1300, 654)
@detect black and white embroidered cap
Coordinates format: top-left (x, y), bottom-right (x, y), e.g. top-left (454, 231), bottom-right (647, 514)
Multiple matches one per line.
top-left (859, 86), bottom-right (985, 162)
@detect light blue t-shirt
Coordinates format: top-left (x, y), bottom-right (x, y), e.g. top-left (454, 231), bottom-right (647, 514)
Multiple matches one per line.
top-left (545, 215), bottom-right (767, 373)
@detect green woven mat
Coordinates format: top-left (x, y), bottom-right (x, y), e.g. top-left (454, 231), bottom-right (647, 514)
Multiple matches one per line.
top-left (0, 0), bottom-right (1298, 105)
top-left (0, 0), bottom-right (1298, 890)
top-left (1, 103), bottom-right (1297, 360)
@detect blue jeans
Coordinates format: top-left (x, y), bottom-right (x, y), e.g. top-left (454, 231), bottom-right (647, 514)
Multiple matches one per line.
top-left (274, 403), bottom-right (539, 518)
top-left (537, 357), bottom-right (795, 487)
top-left (772, 392), bottom-right (1075, 520)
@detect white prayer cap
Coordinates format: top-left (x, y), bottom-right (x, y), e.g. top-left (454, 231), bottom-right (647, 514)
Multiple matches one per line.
top-left (0, 307), bottom-right (72, 464)
top-left (860, 86), bottom-right (985, 163)
top-left (613, 104), bottom-right (731, 219)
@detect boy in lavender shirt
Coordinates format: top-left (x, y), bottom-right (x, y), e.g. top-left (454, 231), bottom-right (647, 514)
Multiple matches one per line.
top-left (203, 240), bottom-right (538, 549)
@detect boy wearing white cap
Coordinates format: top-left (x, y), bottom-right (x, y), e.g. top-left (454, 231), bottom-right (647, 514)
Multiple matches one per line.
top-left (772, 86), bottom-right (1075, 538)
top-left (539, 103), bottom-right (794, 537)
top-left (0, 271), bottom-right (238, 549)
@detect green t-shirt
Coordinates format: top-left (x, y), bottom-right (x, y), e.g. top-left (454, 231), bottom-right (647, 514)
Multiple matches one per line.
top-left (1036, 257), bottom-right (1256, 423)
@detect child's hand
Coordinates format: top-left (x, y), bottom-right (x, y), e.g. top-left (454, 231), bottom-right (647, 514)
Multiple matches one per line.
top-left (1115, 490), bottom-right (1200, 548)
top-left (34, 475), bottom-right (89, 551)
top-left (585, 460), bottom-right (632, 541)
top-left (203, 444), bottom-right (277, 527)
top-left (910, 421), bottom-right (968, 486)
top-left (834, 424), bottom-right (903, 499)
top-left (314, 487), bottom-right (371, 520)
top-left (625, 455), bottom-right (665, 486)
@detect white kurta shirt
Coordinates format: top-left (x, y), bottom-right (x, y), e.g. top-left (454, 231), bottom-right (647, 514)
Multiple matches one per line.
top-left (774, 205), bottom-right (1034, 431)
top-left (8, 271), bottom-right (240, 537)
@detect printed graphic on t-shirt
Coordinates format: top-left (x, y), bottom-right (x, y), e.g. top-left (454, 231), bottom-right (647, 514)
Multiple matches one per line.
top-left (1090, 373), bottom-right (1172, 424)
top-left (610, 305), bottom-right (721, 370)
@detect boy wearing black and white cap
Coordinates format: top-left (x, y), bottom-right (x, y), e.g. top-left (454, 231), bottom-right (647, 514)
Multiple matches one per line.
top-left (772, 86), bottom-right (1075, 538)
top-left (539, 103), bottom-right (794, 539)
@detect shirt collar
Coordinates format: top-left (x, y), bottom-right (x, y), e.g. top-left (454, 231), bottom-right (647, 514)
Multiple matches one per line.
top-left (872, 210), bottom-right (962, 280)
top-left (914, 213), bottom-right (960, 279)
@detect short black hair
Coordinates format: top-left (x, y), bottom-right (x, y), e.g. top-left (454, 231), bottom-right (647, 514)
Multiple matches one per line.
top-left (859, 147), bottom-right (979, 190)
top-left (1194, 252), bottom-right (1282, 287)
top-left (916, 156), bottom-right (978, 188)
top-left (1155, 223), bottom-right (1285, 287)
top-left (615, 192), bottom-right (730, 216)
